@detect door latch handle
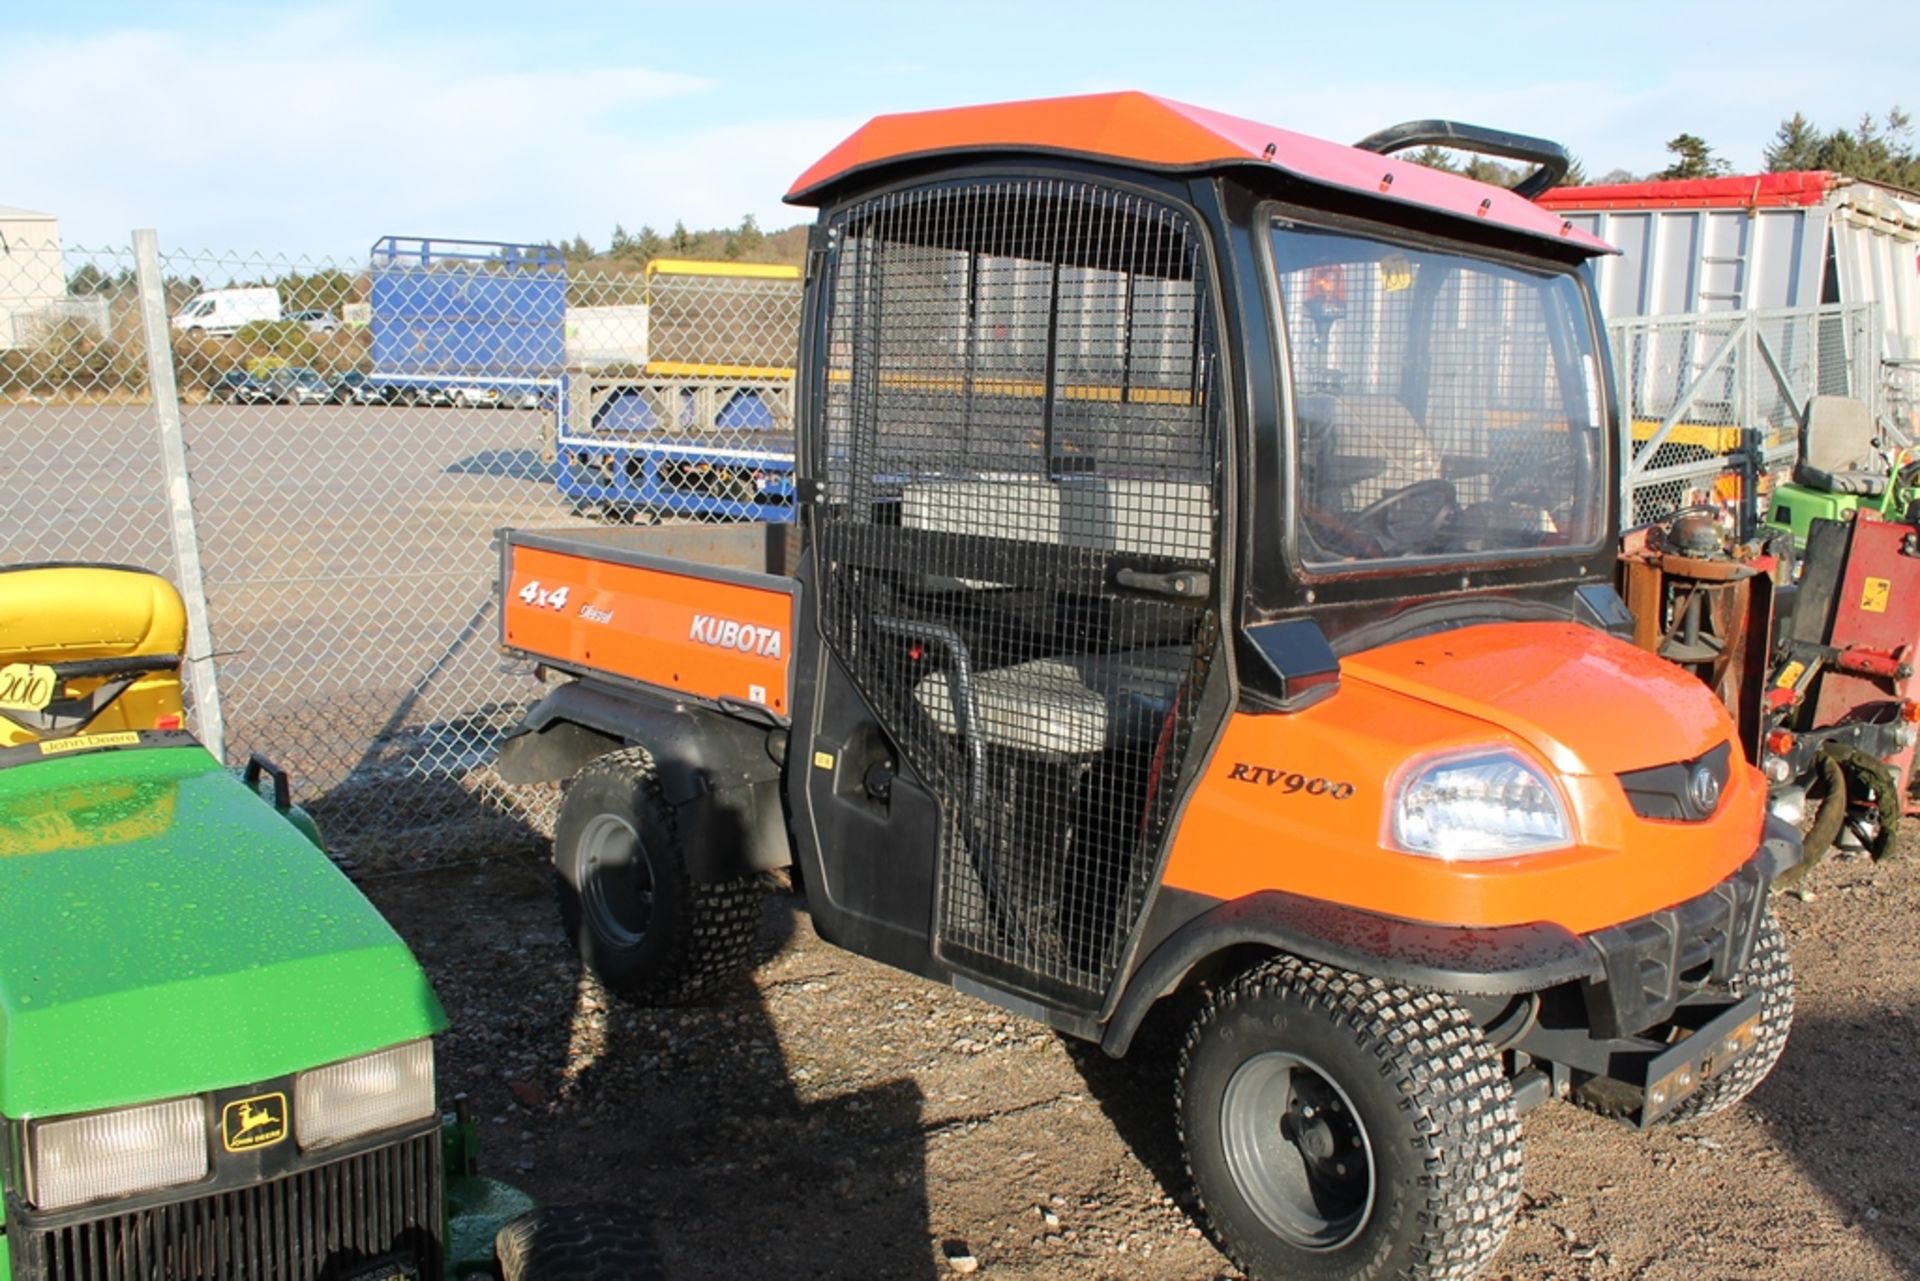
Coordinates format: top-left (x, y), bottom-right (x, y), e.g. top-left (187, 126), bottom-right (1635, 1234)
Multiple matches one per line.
top-left (1115, 567), bottom-right (1211, 599)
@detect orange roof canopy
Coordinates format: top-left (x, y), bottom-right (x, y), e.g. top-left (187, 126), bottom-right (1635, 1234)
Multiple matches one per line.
top-left (787, 91), bottom-right (1612, 254)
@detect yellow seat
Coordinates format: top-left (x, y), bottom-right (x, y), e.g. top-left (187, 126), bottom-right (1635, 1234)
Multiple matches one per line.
top-left (0, 564), bottom-right (188, 747)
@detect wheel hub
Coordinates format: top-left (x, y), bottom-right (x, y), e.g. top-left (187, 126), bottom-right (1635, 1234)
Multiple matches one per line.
top-left (576, 811), bottom-right (655, 947)
top-left (1221, 1051), bottom-right (1375, 1251)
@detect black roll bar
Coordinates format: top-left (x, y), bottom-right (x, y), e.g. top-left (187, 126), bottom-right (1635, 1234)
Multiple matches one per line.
top-left (1354, 120), bottom-right (1572, 200)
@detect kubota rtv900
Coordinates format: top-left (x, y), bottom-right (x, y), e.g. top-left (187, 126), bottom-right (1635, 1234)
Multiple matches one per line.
top-left (495, 94), bottom-right (1800, 1281)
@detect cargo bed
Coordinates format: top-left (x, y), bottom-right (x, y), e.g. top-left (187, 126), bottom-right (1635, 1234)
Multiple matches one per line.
top-left (498, 524), bottom-right (801, 719)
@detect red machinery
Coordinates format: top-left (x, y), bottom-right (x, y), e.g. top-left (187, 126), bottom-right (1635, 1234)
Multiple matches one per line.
top-left (1623, 508), bottom-right (1920, 863)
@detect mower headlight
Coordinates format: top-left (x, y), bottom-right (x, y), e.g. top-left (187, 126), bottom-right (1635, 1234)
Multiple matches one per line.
top-left (28, 1097), bottom-right (208, 1211)
top-left (1390, 748), bottom-right (1572, 860)
top-left (294, 1040), bottom-right (435, 1152)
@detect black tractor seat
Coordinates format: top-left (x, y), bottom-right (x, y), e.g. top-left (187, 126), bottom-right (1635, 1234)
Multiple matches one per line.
top-left (1793, 395), bottom-right (1886, 496)
top-left (1793, 464), bottom-right (1886, 496)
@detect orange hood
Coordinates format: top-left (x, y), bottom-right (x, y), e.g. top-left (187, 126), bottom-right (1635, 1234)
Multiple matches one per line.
top-left (1341, 621), bottom-right (1737, 777)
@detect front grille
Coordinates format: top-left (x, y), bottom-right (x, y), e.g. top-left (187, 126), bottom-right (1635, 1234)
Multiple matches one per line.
top-left (1617, 739), bottom-right (1733, 822)
top-left (19, 1132), bottom-right (442, 1281)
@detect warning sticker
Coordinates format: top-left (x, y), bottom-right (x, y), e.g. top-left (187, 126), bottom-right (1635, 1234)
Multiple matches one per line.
top-left (1861, 576), bottom-right (1892, 613)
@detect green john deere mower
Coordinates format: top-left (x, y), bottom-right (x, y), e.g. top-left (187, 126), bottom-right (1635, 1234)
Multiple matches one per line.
top-left (0, 563), bottom-right (640, 1281)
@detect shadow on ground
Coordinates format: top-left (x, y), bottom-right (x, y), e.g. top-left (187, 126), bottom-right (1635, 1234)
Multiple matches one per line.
top-left (446, 448), bottom-right (553, 482)
top-left (555, 888), bottom-right (935, 1279)
top-left (377, 862), bottom-right (936, 1280)
top-left (1746, 1001), bottom-right (1920, 1271)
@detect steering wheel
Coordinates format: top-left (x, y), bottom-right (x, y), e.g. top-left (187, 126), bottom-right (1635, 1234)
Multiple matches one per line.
top-left (0, 655), bottom-right (181, 736)
top-left (1352, 479), bottom-right (1459, 555)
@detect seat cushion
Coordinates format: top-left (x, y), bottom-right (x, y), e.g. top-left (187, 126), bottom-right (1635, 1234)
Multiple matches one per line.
top-left (913, 647), bottom-right (1190, 757)
top-left (1793, 462), bottom-right (1886, 497)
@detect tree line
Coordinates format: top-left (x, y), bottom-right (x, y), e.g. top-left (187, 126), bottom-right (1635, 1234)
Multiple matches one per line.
top-left (550, 216), bottom-right (811, 273)
top-left (1395, 106), bottom-right (1918, 191)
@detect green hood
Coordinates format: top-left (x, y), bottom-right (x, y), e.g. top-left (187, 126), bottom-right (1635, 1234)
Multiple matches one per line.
top-left (0, 745), bottom-right (445, 1119)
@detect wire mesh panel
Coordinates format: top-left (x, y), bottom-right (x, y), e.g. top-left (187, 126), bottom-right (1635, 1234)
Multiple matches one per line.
top-left (1610, 303), bottom-right (1884, 528)
top-left (0, 239), bottom-right (175, 574)
top-left (812, 179), bottom-right (1222, 1007)
top-left (559, 263), bottom-right (802, 521)
top-left (1889, 359), bottom-right (1920, 447)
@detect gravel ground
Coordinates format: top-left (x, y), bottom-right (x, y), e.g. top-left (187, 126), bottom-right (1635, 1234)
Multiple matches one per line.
top-left (366, 835), bottom-right (1920, 1281)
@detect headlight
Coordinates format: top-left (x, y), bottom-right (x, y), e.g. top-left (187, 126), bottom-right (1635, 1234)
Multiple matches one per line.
top-left (1390, 748), bottom-right (1572, 860)
top-left (294, 1040), bottom-right (435, 1151)
top-left (28, 1097), bottom-right (208, 1211)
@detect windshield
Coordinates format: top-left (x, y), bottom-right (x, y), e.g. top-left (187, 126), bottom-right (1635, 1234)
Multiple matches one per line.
top-left (1270, 217), bottom-right (1607, 568)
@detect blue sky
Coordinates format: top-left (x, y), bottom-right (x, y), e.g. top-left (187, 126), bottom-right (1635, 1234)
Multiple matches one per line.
top-left (5, 0), bottom-right (1915, 261)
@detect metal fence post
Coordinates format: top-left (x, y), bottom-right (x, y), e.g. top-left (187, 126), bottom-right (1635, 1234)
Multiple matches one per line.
top-left (132, 228), bottom-right (226, 762)
top-left (1739, 314), bottom-right (1757, 538)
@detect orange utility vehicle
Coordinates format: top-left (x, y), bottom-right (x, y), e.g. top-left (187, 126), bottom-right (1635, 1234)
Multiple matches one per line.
top-left (495, 94), bottom-right (1801, 1281)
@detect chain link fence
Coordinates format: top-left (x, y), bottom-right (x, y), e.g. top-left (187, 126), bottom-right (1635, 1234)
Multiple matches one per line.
top-left (1, 233), bottom-right (801, 864)
top-left (0, 229), bottom-right (1906, 864)
top-left (1888, 358), bottom-right (1920, 445)
top-left (1, 237), bottom-right (175, 571)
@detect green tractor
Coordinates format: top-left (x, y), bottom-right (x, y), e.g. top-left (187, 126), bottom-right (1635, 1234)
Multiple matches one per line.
top-left (0, 564), bottom-right (637, 1281)
top-left (1761, 394), bottom-right (1920, 548)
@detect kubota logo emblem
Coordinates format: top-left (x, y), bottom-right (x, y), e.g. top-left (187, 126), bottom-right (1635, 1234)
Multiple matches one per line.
top-left (221, 1092), bottom-right (288, 1153)
top-left (689, 614), bottom-right (783, 658)
top-left (1688, 764), bottom-right (1722, 814)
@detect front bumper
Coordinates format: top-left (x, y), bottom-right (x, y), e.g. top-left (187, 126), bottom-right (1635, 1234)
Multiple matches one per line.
top-left (1579, 818), bottom-right (1791, 1040)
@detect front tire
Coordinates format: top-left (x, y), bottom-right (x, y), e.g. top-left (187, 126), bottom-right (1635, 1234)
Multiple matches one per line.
top-left (1663, 910), bottom-right (1794, 1123)
top-left (552, 747), bottom-right (762, 1005)
top-left (495, 1206), bottom-right (661, 1281)
top-left (1177, 957), bottom-right (1521, 1281)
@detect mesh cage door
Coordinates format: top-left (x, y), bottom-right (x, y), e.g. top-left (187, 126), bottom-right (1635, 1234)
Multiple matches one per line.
top-left (812, 178), bottom-right (1224, 1009)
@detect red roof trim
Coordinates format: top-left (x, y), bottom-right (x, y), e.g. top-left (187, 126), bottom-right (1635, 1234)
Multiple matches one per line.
top-left (1535, 171), bottom-right (1836, 211)
top-left (787, 92), bottom-right (1614, 254)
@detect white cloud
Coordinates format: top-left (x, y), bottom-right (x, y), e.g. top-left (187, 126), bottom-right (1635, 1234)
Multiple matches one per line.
top-left (0, 5), bottom-right (842, 263)
top-left (10, 0), bottom-right (1912, 269)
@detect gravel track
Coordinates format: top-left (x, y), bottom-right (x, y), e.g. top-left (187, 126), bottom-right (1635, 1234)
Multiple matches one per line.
top-left (368, 836), bottom-right (1920, 1281)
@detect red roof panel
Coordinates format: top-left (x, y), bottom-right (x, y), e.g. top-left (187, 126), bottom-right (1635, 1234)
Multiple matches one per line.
top-left (1535, 171), bottom-right (1837, 211)
top-left (787, 92), bottom-right (1613, 254)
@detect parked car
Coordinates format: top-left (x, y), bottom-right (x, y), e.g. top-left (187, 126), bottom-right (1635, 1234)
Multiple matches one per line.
top-left (263, 366), bottom-right (332, 405)
top-left (286, 308), bottom-right (339, 333)
top-left (172, 287), bottom-right (279, 336)
top-left (328, 370), bottom-right (388, 404)
top-left (208, 368), bottom-right (271, 404)
top-left (447, 385), bottom-right (502, 408)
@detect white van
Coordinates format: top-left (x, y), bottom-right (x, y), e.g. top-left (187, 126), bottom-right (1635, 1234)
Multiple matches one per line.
top-left (172, 287), bottom-right (281, 336)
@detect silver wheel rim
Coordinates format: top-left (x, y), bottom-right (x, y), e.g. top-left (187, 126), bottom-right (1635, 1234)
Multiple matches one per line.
top-left (577, 812), bottom-right (654, 947)
top-left (1220, 1050), bottom-right (1375, 1250)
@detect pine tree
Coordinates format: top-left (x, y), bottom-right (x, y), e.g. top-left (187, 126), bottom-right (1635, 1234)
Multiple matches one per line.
top-left (1657, 133), bottom-right (1729, 180)
top-left (1771, 107), bottom-right (1920, 189)
top-left (1405, 145), bottom-right (1459, 174)
top-left (1765, 113), bottom-right (1822, 171)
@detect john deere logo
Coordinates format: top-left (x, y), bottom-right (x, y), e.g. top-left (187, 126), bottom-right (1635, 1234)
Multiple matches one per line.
top-left (221, 1093), bottom-right (288, 1153)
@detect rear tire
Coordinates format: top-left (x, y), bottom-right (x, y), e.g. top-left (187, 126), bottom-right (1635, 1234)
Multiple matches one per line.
top-left (1663, 910), bottom-right (1794, 1123)
top-left (1177, 956), bottom-right (1521, 1281)
top-left (495, 1205), bottom-right (661, 1281)
top-left (552, 747), bottom-right (762, 1005)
